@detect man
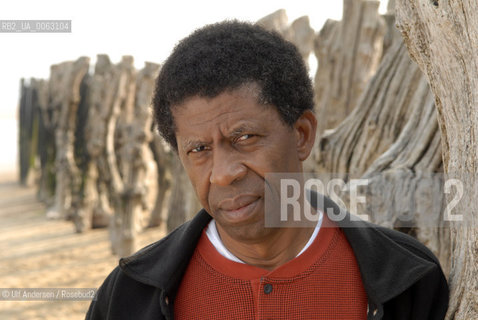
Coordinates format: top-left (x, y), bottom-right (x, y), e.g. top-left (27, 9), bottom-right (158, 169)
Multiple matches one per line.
top-left (87, 21), bottom-right (448, 319)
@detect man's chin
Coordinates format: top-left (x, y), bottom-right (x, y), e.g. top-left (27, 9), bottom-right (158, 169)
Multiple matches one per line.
top-left (216, 197), bottom-right (261, 226)
top-left (215, 214), bottom-right (273, 244)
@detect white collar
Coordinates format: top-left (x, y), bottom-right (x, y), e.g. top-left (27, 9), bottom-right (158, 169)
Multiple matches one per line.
top-left (205, 210), bottom-right (324, 264)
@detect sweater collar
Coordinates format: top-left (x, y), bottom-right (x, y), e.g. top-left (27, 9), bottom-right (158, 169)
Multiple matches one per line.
top-left (119, 192), bottom-right (435, 305)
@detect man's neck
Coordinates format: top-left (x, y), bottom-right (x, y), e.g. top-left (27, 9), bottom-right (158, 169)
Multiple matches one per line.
top-left (215, 225), bottom-right (315, 271)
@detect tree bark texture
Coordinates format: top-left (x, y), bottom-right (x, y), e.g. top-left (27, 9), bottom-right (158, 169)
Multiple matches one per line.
top-left (32, 78), bottom-right (56, 204)
top-left (18, 77), bottom-right (52, 192)
top-left (106, 57), bottom-right (161, 257)
top-left (106, 56), bottom-right (139, 257)
top-left (166, 157), bottom-right (201, 233)
top-left (316, 40), bottom-right (432, 178)
top-left (73, 54), bottom-right (116, 232)
top-left (396, 1), bottom-right (478, 318)
top-left (18, 79), bottom-right (36, 186)
top-left (313, 0), bottom-right (386, 134)
top-left (130, 61), bottom-right (161, 231)
top-left (46, 57), bottom-right (90, 220)
top-left (148, 133), bottom-right (174, 228)
top-left (257, 9), bottom-right (315, 68)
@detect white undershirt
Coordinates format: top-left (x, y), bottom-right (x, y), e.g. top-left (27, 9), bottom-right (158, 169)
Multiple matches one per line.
top-left (205, 210), bottom-right (324, 264)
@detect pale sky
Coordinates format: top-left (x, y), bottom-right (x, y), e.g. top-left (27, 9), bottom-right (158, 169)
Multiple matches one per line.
top-left (0, 0), bottom-right (388, 172)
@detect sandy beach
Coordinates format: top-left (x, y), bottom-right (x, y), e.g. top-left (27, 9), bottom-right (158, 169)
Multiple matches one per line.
top-left (0, 171), bottom-right (166, 320)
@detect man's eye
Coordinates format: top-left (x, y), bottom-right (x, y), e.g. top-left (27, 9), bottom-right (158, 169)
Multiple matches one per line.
top-left (237, 134), bottom-right (254, 142)
top-left (190, 145), bottom-right (207, 154)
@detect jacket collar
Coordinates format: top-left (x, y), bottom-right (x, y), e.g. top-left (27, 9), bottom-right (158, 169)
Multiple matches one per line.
top-left (119, 192), bottom-right (435, 305)
top-left (314, 192), bottom-right (436, 305)
top-left (119, 209), bottom-right (212, 297)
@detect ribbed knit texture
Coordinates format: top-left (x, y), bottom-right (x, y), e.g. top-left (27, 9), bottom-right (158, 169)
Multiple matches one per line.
top-left (175, 217), bottom-right (367, 319)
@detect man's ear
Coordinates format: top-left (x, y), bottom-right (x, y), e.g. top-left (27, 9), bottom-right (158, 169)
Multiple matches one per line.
top-left (294, 110), bottom-right (317, 161)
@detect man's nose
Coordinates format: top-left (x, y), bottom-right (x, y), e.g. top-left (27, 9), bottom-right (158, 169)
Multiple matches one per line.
top-left (209, 147), bottom-right (246, 186)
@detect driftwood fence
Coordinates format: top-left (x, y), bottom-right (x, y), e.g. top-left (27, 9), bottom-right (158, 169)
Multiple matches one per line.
top-left (17, 2), bottom-right (478, 317)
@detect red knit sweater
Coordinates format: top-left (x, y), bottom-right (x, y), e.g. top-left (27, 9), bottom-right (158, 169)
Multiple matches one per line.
top-left (175, 217), bottom-right (367, 319)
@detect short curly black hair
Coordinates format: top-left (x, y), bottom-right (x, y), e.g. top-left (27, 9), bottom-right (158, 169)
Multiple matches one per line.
top-left (152, 20), bottom-right (314, 150)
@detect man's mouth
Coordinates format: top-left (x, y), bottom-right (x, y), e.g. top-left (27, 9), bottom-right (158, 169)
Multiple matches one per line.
top-left (217, 195), bottom-right (261, 223)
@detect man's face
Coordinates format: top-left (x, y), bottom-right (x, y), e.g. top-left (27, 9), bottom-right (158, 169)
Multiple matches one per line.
top-left (173, 84), bottom-right (316, 242)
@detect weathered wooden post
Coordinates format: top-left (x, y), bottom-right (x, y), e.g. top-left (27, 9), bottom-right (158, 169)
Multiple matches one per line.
top-left (106, 57), bottom-right (160, 257)
top-left (73, 55), bottom-right (116, 232)
top-left (396, 0), bottom-right (478, 318)
top-left (313, 0), bottom-right (386, 134)
top-left (46, 57), bottom-right (90, 220)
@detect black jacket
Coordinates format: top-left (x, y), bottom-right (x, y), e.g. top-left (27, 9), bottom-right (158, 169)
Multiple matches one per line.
top-left (86, 194), bottom-right (449, 319)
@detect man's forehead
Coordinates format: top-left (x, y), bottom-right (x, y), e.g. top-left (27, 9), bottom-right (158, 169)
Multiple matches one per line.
top-left (174, 103), bottom-right (267, 136)
top-left (173, 82), bottom-right (264, 111)
top-left (173, 87), bottom-right (270, 128)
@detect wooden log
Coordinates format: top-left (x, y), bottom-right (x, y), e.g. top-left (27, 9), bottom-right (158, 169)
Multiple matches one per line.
top-left (166, 157), bottom-right (201, 233)
top-left (105, 56), bottom-right (137, 256)
top-left (31, 78), bottom-right (55, 204)
top-left (148, 131), bottom-right (173, 228)
top-left (46, 57), bottom-right (90, 220)
top-left (130, 61), bottom-right (160, 231)
top-left (316, 40), bottom-right (428, 177)
top-left (81, 54), bottom-right (116, 231)
top-left (105, 57), bottom-right (161, 257)
top-left (387, 0), bottom-right (396, 14)
top-left (396, 1), bottom-right (478, 318)
top-left (256, 9), bottom-right (288, 34)
top-left (313, 0), bottom-right (386, 134)
top-left (257, 10), bottom-right (315, 68)
top-left (18, 78), bottom-right (35, 185)
top-left (286, 16), bottom-right (315, 68)
top-left (70, 73), bottom-right (94, 232)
